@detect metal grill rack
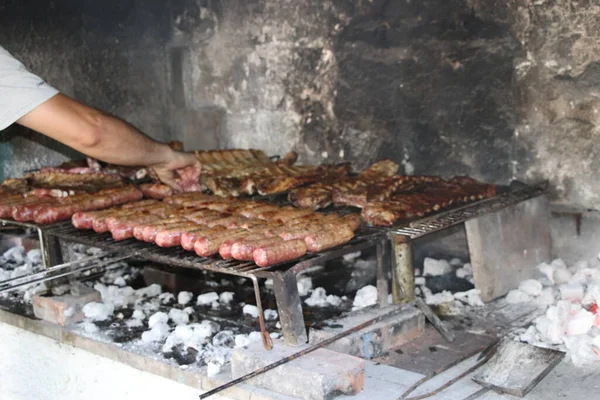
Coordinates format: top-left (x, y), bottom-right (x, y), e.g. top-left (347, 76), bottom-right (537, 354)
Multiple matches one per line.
top-left (386, 182), bottom-right (550, 306)
top-left (44, 222), bottom-right (386, 348)
top-left (0, 182), bottom-right (549, 348)
top-left (390, 183), bottom-right (547, 239)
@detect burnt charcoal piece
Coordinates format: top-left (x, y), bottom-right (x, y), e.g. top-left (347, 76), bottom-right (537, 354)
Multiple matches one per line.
top-left (425, 272), bottom-right (474, 294)
top-left (165, 345), bottom-right (200, 366)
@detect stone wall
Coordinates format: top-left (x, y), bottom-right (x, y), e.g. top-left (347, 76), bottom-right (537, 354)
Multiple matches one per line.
top-left (508, 0), bottom-right (600, 207)
top-left (1, 0), bottom-right (599, 208)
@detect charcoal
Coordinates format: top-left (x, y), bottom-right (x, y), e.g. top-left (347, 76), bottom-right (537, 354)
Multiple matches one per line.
top-left (426, 272), bottom-right (474, 294)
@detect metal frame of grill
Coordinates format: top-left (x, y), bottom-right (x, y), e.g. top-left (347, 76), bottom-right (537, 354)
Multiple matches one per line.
top-left (0, 182), bottom-right (549, 348)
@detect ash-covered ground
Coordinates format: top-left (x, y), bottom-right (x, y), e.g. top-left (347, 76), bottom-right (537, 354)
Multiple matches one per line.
top-left (0, 244), bottom-right (388, 376)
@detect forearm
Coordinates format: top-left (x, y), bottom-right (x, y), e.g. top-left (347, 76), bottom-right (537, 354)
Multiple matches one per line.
top-left (82, 111), bottom-right (173, 166)
top-left (17, 93), bottom-right (173, 166)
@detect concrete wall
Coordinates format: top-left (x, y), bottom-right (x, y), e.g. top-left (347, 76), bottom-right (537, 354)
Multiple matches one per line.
top-left (1, 0), bottom-right (599, 209)
top-left (0, 322), bottom-right (206, 400)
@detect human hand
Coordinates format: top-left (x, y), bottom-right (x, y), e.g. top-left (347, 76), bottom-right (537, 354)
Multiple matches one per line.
top-left (151, 150), bottom-right (201, 192)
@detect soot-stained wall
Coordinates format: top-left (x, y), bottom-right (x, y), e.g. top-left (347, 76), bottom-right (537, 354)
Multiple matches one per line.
top-left (1, 0), bottom-right (599, 209)
top-left (177, 0), bottom-right (518, 177)
top-left (0, 0), bottom-right (173, 179)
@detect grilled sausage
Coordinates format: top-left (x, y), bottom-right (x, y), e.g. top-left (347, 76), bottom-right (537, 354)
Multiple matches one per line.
top-left (154, 223), bottom-right (202, 247)
top-left (194, 229), bottom-right (247, 257)
top-left (218, 233), bottom-right (265, 259)
top-left (253, 239), bottom-right (307, 267)
top-left (181, 226), bottom-right (226, 251)
top-left (304, 225), bottom-right (354, 252)
top-left (231, 236), bottom-right (283, 261)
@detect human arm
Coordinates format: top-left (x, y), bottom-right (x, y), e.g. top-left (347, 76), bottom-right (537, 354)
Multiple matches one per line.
top-left (16, 93), bottom-right (199, 189)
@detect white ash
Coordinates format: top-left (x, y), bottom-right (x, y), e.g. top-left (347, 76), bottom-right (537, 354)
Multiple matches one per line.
top-left (506, 289), bottom-right (532, 304)
top-left (219, 292), bottom-right (234, 305)
top-left (64, 307), bottom-right (75, 318)
top-left (270, 332), bottom-right (281, 339)
top-left (135, 284), bottom-right (162, 299)
top-left (183, 306), bottom-right (195, 315)
top-left (304, 287), bottom-right (342, 308)
top-left (2, 246), bottom-right (26, 265)
top-left (206, 362), bottom-right (221, 377)
top-left (196, 292), bottom-right (219, 306)
top-left (515, 257), bottom-right (600, 366)
top-left (82, 302), bottom-right (115, 321)
top-left (212, 330), bottom-right (235, 348)
top-left (177, 291), bottom-right (193, 305)
top-left (126, 318), bottom-right (144, 328)
top-left (26, 249), bottom-right (42, 265)
top-left (264, 279), bottom-right (274, 289)
top-left (162, 320), bottom-right (219, 352)
top-left (519, 279), bottom-right (543, 297)
top-left (159, 292), bottom-right (175, 305)
top-left (560, 283), bottom-right (585, 303)
top-left (116, 312), bottom-right (124, 320)
top-left (264, 309), bottom-right (278, 321)
top-left (22, 283), bottom-right (47, 303)
top-left (424, 290), bottom-right (455, 306)
top-left (297, 277), bottom-right (313, 297)
top-left (453, 289), bottom-right (485, 307)
top-left (141, 321), bottom-right (171, 343)
top-left (326, 294), bottom-right (343, 307)
top-left (168, 308), bottom-right (190, 326)
top-left (415, 277), bottom-right (426, 286)
top-left (449, 258), bottom-right (463, 267)
top-left (205, 281), bottom-right (219, 288)
top-left (113, 277), bottom-right (126, 287)
top-left (242, 304), bottom-right (259, 318)
top-left (343, 251), bottom-right (362, 262)
top-left (456, 263), bottom-right (473, 282)
top-left (352, 285), bottom-right (378, 310)
top-left (423, 257), bottom-right (452, 277)
top-left (81, 321), bottom-right (99, 333)
top-left (234, 332), bottom-right (262, 348)
top-left (132, 310), bottom-right (146, 320)
top-left (148, 311), bottom-right (169, 328)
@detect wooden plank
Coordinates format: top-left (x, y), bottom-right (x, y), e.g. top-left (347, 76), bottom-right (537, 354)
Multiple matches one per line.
top-left (465, 195), bottom-right (552, 302)
top-left (472, 339), bottom-right (564, 397)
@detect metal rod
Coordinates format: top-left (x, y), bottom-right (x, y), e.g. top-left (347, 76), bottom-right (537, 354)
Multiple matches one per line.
top-left (0, 253), bottom-right (133, 294)
top-left (250, 275), bottom-right (273, 350)
top-left (198, 304), bottom-right (413, 400)
top-left (414, 298), bottom-right (455, 343)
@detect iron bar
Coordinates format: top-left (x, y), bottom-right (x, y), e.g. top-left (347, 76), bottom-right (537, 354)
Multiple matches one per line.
top-left (0, 252), bottom-right (133, 294)
top-left (414, 298), bottom-right (455, 343)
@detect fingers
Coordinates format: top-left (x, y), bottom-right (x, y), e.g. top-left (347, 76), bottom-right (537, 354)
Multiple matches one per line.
top-left (153, 167), bottom-right (183, 192)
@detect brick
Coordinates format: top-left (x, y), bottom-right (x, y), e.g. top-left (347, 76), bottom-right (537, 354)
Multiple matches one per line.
top-left (32, 287), bottom-right (101, 326)
top-left (142, 265), bottom-right (206, 293)
top-left (309, 306), bottom-right (424, 359)
top-left (231, 339), bottom-right (365, 400)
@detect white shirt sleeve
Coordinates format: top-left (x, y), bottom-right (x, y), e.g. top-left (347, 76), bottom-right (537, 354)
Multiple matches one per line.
top-left (0, 45), bottom-right (59, 131)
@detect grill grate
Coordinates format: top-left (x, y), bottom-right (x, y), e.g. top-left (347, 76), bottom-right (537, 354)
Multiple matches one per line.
top-left (391, 184), bottom-right (547, 238)
top-left (44, 222), bottom-right (384, 278)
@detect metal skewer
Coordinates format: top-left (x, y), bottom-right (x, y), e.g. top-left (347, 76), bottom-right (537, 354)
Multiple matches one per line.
top-left (0, 252), bottom-right (133, 294)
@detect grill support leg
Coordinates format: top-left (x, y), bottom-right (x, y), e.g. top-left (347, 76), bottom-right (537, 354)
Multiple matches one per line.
top-left (272, 271), bottom-right (307, 346)
top-left (465, 194), bottom-right (552, 302)
top-left (376, 237), bottom-right (390, 307)
top-left (391, 233), bottom-right (415, 304)
top-left (41, 233), bottom-right (64, 268)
